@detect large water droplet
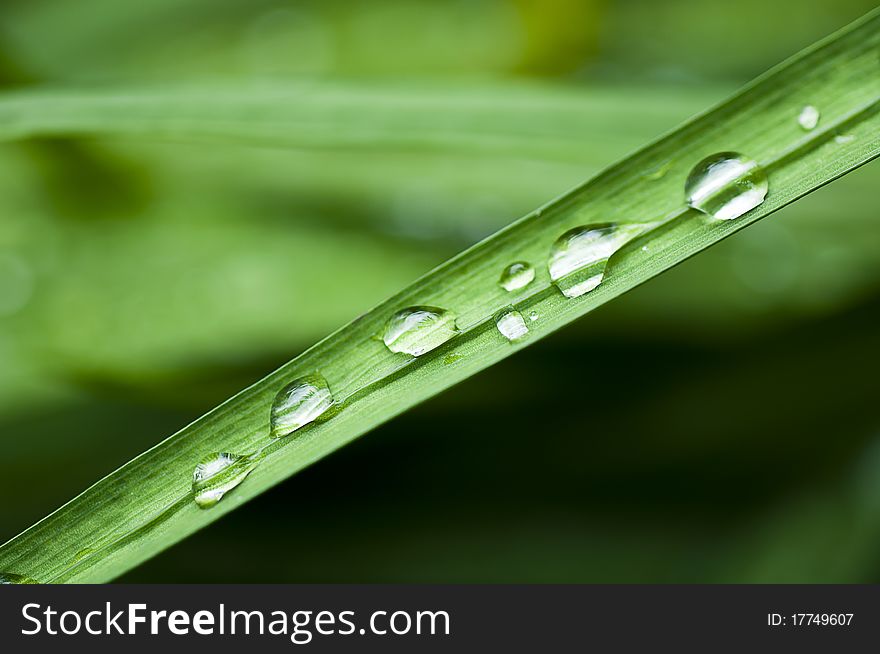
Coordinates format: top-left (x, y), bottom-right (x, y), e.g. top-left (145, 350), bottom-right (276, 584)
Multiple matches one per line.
top-left (685, 152), bottom-right (768, 220)
top-left (0, 573), bottom-right (38, 584)
top-left (798, 105), bottom-right (819, 130)
top-left (498, 262), bottom-right (535, 292)
top-left (548, 223), bottom-right (651, 298)
top-left (382, 306), bottom-right (458, 356)
top-left (270, 373), bottom-right (334, 438)
top-left (495, 308), bottom-right (528, 342)
top-left (192, 452), bottom-right (257, 509)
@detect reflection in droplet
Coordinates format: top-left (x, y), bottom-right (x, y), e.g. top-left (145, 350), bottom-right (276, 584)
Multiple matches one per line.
top-left (797, 105), bottom-right (820, 131)
top-left (270, 373), bottom-right (334, 439)
top-left (192, 452), bottom-right (258, 509)
top-left (685, 152), bottom-right (768, 220)
top-left (382, 306), bottom-right (459, 356)
top-left (548, 223), bottom-right (654, 298)
top-left (499, 261), bottom-right (535, 292)
top-left (495, 308), bottom-right (528, 342)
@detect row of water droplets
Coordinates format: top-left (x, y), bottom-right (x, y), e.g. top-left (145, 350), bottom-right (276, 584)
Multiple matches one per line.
top-left (8, 105), bottom-right (846, 583)
top-left (57, 145), bottom-right (777, 532)
top-left (192, 372), bottom-right (335, 509)
top-left (191, 146), bottom-right (777, 509)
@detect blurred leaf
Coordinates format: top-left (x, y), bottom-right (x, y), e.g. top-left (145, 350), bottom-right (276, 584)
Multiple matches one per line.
top-left (1, 83), bottom-right (878, 394)
top-left (0, 80), bottom-right (718, 162)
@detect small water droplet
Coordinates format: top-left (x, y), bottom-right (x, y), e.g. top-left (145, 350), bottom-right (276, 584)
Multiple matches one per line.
top-left (642, 159), bottom-right (673, 181)
top-left (548, 223), bottom-right (653, 298)
top-left (192, 452), bottom-right (258, 509)
top-left (835, 133), bottom-right (855, 144)
top-left (685, 152), bottom-right (768, 220)
top-left (382, 306), bottom-right (458, 356)
top-left (498, 261), bottom-right (535, 292)
top-left (797, 105), bottom-right (819, 130)
top-left (641, 245), bottom-right (649, 253)
top-left (443, 353), bottom-right (464, 365)
top-left (270, 373), bottom-right (334, 438)
top-left (495, 308), bottom-right (528, 342)
top-left (528, 311), bottom-right (539, 321)
top-left (0, 573), bottom-right (38, 584)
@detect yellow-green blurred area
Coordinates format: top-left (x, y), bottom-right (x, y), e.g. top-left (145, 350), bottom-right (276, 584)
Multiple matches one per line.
top-left (1, 0), bottom-right (879, 582)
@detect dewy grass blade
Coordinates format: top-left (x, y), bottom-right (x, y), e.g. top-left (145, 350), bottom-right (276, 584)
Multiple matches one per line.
top-left (1, 8), bottom-right (879, 583)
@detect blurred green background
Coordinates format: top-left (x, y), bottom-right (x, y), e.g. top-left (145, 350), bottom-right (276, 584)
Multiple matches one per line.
top-left (1, 0), bottom-right (879, 582)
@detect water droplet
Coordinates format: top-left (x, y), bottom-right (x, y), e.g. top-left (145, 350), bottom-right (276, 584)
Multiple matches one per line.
top-left (835, 134), bottom-right (855, 144)
top-left (192, 452), bottom-right (258, 509)
top-left (270, 373), bottom-right (334, 438)
top-left (548, 223), bottom-right (652, 298)
top-left (797, 105), bottom-right (819, 130)
top-left (0, 573), bottom-right (38, 584)
top-left (641, 245), bottom-right (649, 253)
top-left (382, 306), bottom-right (458, 356)
top-left (443, 353), bottom-right (464, 365)
top-left (528, 311), bottom-right (539, 321)
top-left (642, 159), bottom-right (673, 181)
top-left (498, 261), bottom-right (535, 292)
top-left (495, 308), bottom-right (528, 342)
top-left (685, 152), bottom-right (768, 220)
